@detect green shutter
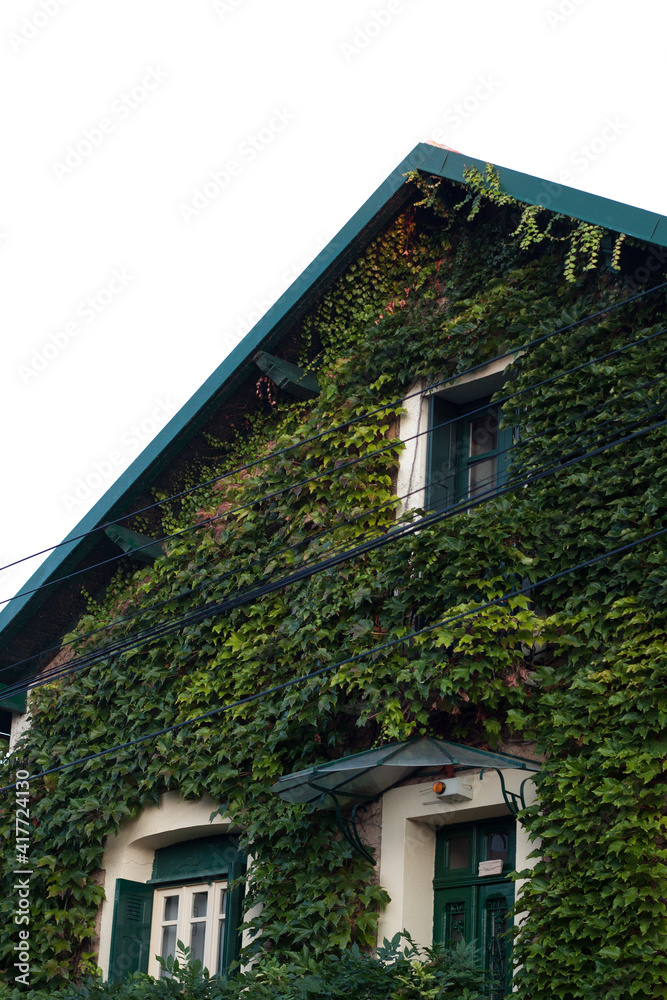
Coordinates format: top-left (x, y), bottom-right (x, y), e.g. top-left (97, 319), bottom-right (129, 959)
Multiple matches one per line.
top-left (108, 878), bottom-right (154, 983)
top-left (497, 418), bottom-right (514, 489)
top-left (427, 396), bottom-right (458, 511)
top-left (220, 859), bottom-right (246, 978)
top-left (150, 834), bottom-right (241, 885)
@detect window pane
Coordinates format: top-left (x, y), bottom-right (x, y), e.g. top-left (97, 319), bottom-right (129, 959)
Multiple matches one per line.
top-left (190, 921), bottom-right (206, 965)
top-left (448, 836), bottom-right (469, 870)
top-left (161, 924), bottom-right (177, 962)
top-left (469, 412), bottom-right (498, 457)
top-left (219, 890), bottom-right (227, 916)
top-left (192, 891), bottom-right (208, 918)
top-left (487, 832), bottom-right (509, 862)
top-left (163, 895), bottom-right (179, 922)
top-left (469, 457), bottom-right (497, 498)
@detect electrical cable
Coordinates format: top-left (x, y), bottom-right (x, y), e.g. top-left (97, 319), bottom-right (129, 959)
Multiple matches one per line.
top-left (3, 323), bottom-right (666, 610)
top-left (2, 521), bottom-right (665, 793)
top-left (4, 389), bottom-right (666, 695)
top-left (5, 372), bottom-right (663, 689)
top-left (4, 386), bottom-right (665, 695)
top-left (3, 405), bottom-right (665, 702)
top-left (2, 279), bottom-right (665, 580)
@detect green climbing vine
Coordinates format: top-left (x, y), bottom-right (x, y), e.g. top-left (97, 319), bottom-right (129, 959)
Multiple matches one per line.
top-left (409, 162), bottom-right (628, 283)
top-left (1, 177), bottom-right (666, 999)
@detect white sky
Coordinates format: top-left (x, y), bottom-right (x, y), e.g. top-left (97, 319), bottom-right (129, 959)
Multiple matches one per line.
top-left (0, 0), bottom-right (664, 607)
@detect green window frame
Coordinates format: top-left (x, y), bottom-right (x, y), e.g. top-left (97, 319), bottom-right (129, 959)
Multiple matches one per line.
top-left (433, 818), bottom-right (516, 999)
top-left (426, 396), bottom-right (513, 512)
top-left (108, 835), bottom-right (245, 984)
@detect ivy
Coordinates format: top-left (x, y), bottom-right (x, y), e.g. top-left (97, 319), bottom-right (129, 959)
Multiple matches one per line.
top-left (409, 163), bottom-right (628, 283)
top-left (1, 175), bottom-right (666, 998)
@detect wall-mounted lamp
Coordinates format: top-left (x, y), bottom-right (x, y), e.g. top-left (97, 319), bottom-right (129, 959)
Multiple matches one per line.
top-left (431, 777), bottom-right (474, 803)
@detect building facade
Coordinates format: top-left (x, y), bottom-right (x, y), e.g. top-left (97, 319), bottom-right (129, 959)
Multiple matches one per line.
top-left (1, 144), bottom-right (667, 998)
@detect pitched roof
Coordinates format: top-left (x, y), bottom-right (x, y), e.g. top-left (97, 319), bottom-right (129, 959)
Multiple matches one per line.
top-left (2, 142), bottom-right (666, 673)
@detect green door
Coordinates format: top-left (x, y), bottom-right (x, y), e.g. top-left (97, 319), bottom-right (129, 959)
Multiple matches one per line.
top-left (433, 819), bottom-right (515, 998)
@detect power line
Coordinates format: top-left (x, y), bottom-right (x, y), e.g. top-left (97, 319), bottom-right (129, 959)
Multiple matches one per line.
top-left (6, 372), bottom-right (663, 688)
top-left (2, 280), bottom-right (665, 581)
top-left (3, 378), bottom-right (662, 695)
top-left (3, 522), bottom-right (665, 793)
top-left (4, 395), bottom-right (665, 695)
top-left (3, 407), bottom-right (664, 701)
top-left (3, 323), bottom-right (666, 610)
top-left (4, 396), bottom-right (664, 696)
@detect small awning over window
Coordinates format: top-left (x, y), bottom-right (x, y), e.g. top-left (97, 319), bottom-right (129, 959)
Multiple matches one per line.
top-left (272, 735), bottom-right (540, 809)
top-left (271, 736), bottom-right (540, 863)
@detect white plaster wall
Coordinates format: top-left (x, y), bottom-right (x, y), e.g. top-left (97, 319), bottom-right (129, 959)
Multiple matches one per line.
top-left (97, 792), bottom-right (231, 978)
top-left (396, 378), bottom-right (430, 516)
top-left (377, 769), bottom-right (539, 949)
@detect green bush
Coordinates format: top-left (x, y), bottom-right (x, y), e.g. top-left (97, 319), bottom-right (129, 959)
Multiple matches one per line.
top-left (0, 936), bottom-right (493, 1000)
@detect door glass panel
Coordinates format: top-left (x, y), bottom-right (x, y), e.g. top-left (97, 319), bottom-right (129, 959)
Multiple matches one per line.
top-left (486, 832), bottom-right (509, 863)
top-left (446, 900), bottom-right (466, 944)
top-left (192, 891), bottom-right (208, 918)
top-left (163, 895), bottom-right (179, 921)
top-left (448, 836), bottom-right (470, 870)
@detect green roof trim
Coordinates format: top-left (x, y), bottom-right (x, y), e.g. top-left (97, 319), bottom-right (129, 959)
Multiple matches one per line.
top-left (1, 141), bottom-right (665, 651)
top-left (436, 148), bottom-right (664, 243)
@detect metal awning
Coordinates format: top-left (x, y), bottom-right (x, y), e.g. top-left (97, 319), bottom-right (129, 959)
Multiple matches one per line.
top-left (272, 735), bottom-right (540, 807)
top-left (271, 736), bottom-right (540, 862)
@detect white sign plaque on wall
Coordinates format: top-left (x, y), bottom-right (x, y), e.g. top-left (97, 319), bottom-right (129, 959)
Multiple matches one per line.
top-left (478, 859), bottom-right (504, 877)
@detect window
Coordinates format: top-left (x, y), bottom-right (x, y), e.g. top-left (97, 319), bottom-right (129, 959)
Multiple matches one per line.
top-left (108, 834), bottom-right (245, 983)
top-left (426, 395), bottom-right (513, 512)
top-left (150, 880), bottom-right (228, 976)
top-left (433, 819), bottom-right (515, 999)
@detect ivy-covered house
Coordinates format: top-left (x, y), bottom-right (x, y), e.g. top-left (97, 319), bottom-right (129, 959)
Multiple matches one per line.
top-left (1, 142), bottom-right (667, 999)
